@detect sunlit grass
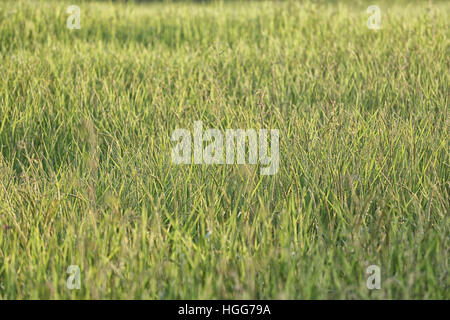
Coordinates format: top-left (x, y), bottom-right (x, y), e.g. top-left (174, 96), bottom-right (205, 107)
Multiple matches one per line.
top-left (0, 0), bottom-right (448, 299)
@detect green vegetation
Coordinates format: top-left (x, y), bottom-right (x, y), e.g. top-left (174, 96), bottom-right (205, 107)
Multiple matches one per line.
top-left (0, 0), bottom-right (448, 299)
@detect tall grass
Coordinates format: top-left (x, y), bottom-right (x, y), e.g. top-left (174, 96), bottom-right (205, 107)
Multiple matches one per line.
top-left (0, 0), bottom-right (448, 299)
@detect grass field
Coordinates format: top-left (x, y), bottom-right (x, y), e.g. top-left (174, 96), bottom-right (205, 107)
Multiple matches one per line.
top-left (0, 0), bottom-right (448, 299)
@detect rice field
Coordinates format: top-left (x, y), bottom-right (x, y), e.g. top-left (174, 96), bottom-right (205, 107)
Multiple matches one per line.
top-left (0, 0), bottom-right (448, 299)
